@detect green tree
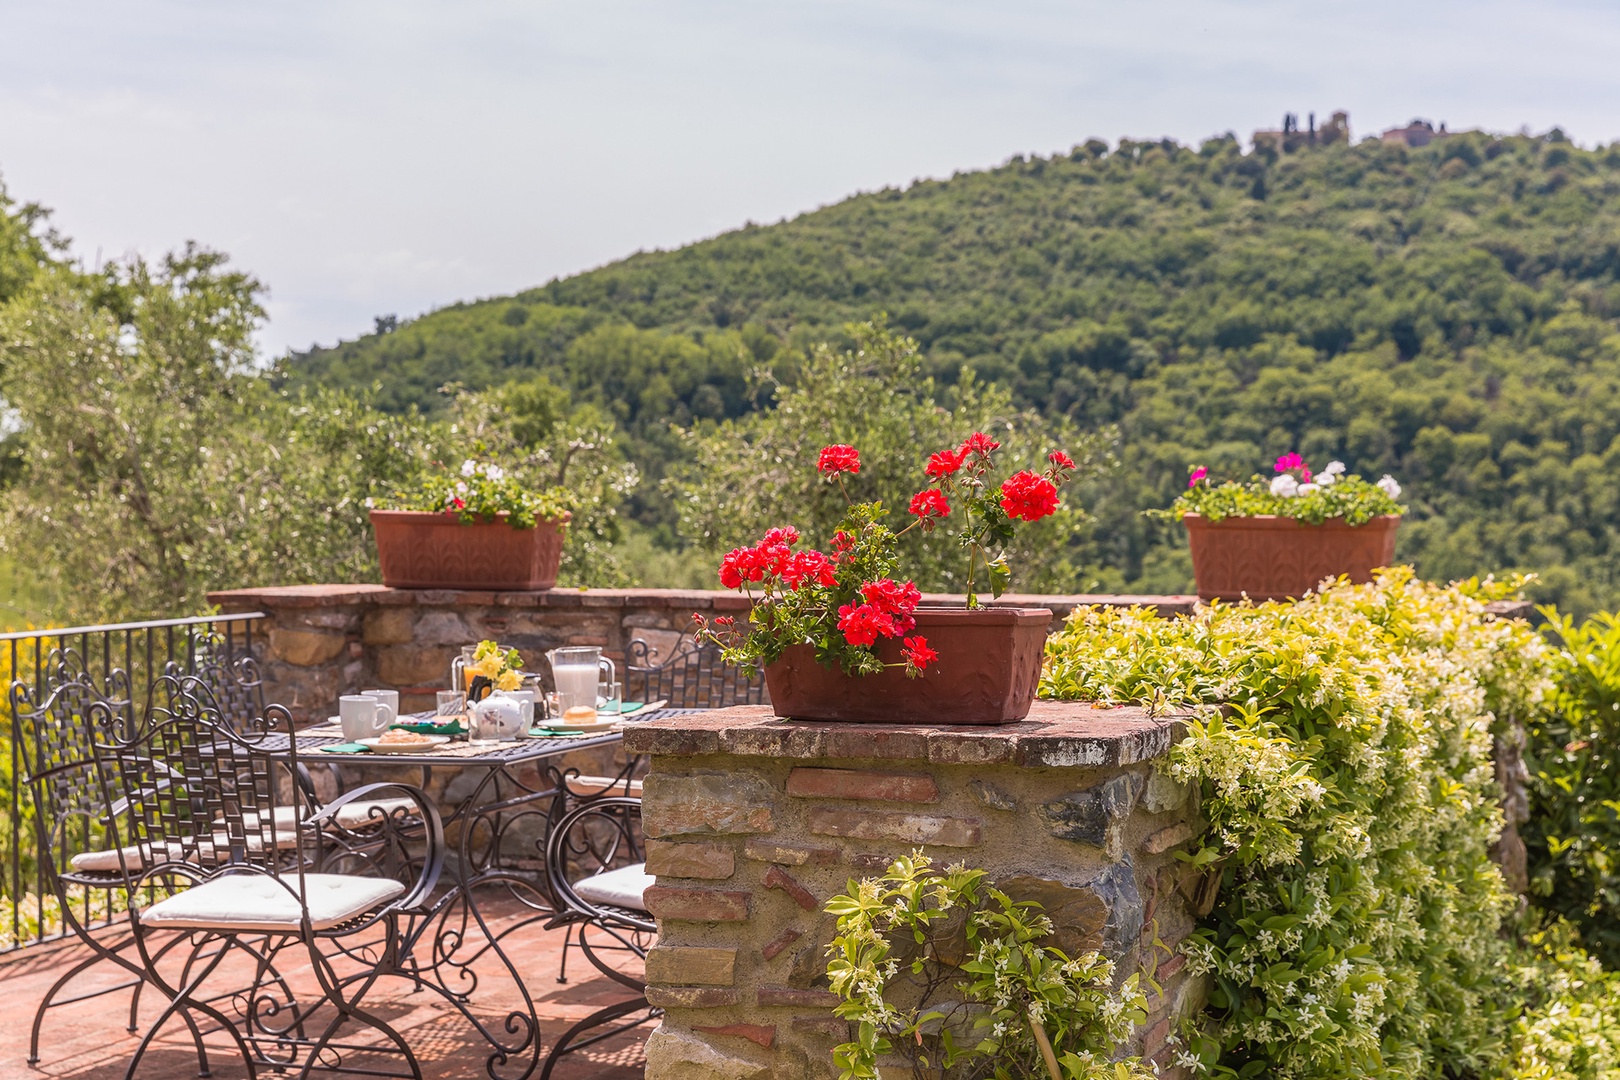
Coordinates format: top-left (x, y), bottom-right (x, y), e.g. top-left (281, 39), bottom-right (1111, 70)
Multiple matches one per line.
top-left (668, 319), bottom-right (1112, 593)
top-left (0, 249), bottom-right (437, 619)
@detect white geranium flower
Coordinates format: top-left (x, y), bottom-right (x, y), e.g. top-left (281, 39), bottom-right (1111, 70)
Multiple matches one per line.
top-left (460, 459), bottom-right (478, 477)
top-left (1323, 460), bottom-right (1346, 477)
top-left (1270, 474), bottom-right (1300, 497)
top-left (480, 463), bottom-right (507, 482)
top-left (454, 481), bottom-right (468, 495)
top-left (1298, 482), bottom-right (1320, 495)
top-left (1317, 471), bottom-right (1337, 487)
top-left (1376, 474), bottom-right (1402, 498)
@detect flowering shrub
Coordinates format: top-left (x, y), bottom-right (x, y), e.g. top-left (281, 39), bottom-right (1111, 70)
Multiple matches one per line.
top-left (379, 458), bottom-right (572, 529)
top-left (1042, 570), bottom-right (1552, 1078)
top-left (1153, 453), bottom-right (1405, 526)
top-left (698, 436), bottom-right (1074, 677)
top-left (823, 852), bottom-right (1153, 1080)
top-left (1525, 611), bottom-right (1620, 969)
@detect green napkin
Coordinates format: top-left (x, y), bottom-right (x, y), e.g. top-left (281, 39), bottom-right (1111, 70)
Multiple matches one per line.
top-left (527, 729), bottom-right (593, 739)
top-left (319, 742), bottom-right (371, 754)
top-left (604, 701), bottom-right (644, 715)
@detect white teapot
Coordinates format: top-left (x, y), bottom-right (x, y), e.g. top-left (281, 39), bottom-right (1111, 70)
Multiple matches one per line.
top-left (468, 690), bottom-right (527, 743)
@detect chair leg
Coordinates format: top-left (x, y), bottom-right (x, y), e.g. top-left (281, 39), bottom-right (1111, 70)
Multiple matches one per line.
top-left (295, 960), bottom-right (420, 1080)
top-left (29, 946), bottom-right (131, 1064)
top-left (123, 939), bottom-right (245, 1080)
top-left (537, 996), bottom-right (653, 1080)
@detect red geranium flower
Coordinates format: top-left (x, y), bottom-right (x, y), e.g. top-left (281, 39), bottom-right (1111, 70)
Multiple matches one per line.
top-left (859, 578), bottom-right (920, 634)
top-left (714, 615), bottom-right (735, 627)
top-left (718, 546), bottom-right (764, 589)
top-left (902, 636), bottom-right (938, 671)
top-left (999, 471), bottom-right (1060, 521)
top-left (760, 526), bottom-right (800, 547)
top-left (958, 432), bottom-right (1001, 457)
top-left (817, 445), bottom-right (861, 475)
top-left (926, 449), bottom-right (966, 477)
top-left (907, 489), bottom-right (950, 519)
top-left (781, 550), bottom-right (837, 590)
top-left (837, 602), bottom-right (896, 647)
top-left (830, 530), bottom-right (855, 560)
top-left (1048, 450), bottom-right (1076, 470)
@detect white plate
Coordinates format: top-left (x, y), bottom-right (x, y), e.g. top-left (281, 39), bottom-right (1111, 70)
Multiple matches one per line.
top-left (357, 734), bottom-right (450, 755)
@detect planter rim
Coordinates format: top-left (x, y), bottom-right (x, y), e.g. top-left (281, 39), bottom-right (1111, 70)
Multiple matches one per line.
top-left (903, 604), bottom-right (1053, 624)
top-left (1181, 512), bottom-right (1401, 530)
top-left (368, 508), bottom-right (571, 528)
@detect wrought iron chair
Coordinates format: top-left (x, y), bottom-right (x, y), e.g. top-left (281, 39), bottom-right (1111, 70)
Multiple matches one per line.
top-left (14, 652), bottom-right (217, 1070)
top-left (88, 673), bottom-right (445, 1079)
top-left (625, 638), bottom-right (765, 711)
top-left (539, 796), bottom-right (656, 1080)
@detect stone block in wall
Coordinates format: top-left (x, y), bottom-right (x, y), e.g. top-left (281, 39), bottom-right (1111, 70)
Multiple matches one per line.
top-left (375, 645), bottom-right (458, 688)
top-left (647, 840), bottom-right (737, 880)
top-left (785, 767), bottom-right (938, 803)
top-left (413, 610), bottom-right (473, 647)
top-left (642, 772), bottom-right (778, 837)
top-left (807, 806), bottom-right (981, 847)
top-left (361, 608), bottom-right (415, 646)
top-left (269, 628), bottom-right (346, 667)
top-left (646, 946), bottom-right (737, 986)
top-left (645, 1028), bottom-right (771, 1080)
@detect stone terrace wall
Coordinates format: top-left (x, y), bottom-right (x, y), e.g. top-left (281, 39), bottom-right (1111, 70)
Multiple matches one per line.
top-left (624, 703), bottom-right (1209, 1080)
top-left (205, 585), bottom-right (1198, 723)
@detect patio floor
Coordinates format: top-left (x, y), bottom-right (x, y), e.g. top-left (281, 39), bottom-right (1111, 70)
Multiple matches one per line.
top-left (0, 894), bottom-right (651, 1079)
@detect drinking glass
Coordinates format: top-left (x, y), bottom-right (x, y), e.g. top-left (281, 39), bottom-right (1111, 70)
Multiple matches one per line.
top-left (599, 679), bottom-right (623, 716)
top-left (436, 690), bottom-right (464, 718)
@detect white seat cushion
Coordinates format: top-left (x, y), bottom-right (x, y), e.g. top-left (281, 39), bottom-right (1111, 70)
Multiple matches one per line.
top-left (70, 813), bottom-right (305, 873)
top-left (139, 872), bottom-right (406, 932)
top-left (573, 862), bottom-right (652, 912)
top-left (331, 796), bottom-right (419, 831)
top-left (565, 775), bottom-right (644, 798)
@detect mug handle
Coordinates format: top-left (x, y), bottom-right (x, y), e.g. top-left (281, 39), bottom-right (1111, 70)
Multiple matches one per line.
top-left (372, 702), bottom-right (395, 734)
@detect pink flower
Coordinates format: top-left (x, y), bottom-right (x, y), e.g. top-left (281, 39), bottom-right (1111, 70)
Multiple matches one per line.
top-left (1188, 466), bottom-right (1208, 487)
top-left (1275, 452), bottom-right (1306, 473)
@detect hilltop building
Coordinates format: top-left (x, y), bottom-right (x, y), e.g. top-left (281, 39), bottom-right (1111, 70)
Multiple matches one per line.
top-left (1382, 119), bottom-right (1449, 147)
top-left (1252, 110), bottom-right (1351, 153)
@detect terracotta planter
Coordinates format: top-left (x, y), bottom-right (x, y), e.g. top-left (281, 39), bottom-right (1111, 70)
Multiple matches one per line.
top-left (370, 510), bottom-right (567, 590)
top-left (763, 606), bottom-right (1052, 725)
top-left (1182, 513), bottom-right (1400, 602)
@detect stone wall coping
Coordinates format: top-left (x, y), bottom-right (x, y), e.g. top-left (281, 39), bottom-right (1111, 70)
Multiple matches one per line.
top-left (206, 583), bottom-right (1199, 616)
top-left (622, 700), bottom-right (1190, 769)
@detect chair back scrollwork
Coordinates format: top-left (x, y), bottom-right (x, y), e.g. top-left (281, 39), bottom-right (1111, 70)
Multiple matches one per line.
top-left (625, 638), bottom-right (764, 710)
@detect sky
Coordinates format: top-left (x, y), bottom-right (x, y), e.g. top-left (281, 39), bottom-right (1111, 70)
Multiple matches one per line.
top-left (2, 0), bottom-right (1619, 358)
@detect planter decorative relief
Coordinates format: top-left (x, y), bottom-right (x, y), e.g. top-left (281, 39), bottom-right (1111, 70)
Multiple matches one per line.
top-left (370, 510), bottom-right (567, 591)
top-left (763, 606), bottom-right (1051, 725)
top-left (1182, 513), bottom-right (1399, 602)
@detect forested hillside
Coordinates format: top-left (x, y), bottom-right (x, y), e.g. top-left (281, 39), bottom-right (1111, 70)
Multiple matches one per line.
top-left (283, 128), bottom-right (1620, 611)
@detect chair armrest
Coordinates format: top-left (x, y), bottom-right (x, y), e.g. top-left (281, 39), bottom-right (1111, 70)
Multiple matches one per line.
top-left (305, 782), bottom-right (444, 908)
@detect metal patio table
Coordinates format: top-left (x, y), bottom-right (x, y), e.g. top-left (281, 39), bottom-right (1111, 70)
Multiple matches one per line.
top-left (269, 709), bottom-right (686, 1080)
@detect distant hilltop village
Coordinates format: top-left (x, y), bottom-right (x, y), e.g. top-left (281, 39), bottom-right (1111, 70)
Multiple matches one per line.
top-left (1251, 112), bottom-right (1455, 152)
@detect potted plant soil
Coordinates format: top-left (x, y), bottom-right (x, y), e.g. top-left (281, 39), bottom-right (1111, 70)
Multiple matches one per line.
top-left (696, 435), bottom-right (1078, 725)
top-left (370, 459), bottom-right (572, 590)
top-left (1156, 454), bottom-right (1405, 602)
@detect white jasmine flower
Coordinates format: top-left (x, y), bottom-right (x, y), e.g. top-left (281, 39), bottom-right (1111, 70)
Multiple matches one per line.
top-left (454, 481), bottom-right (468, 495)
top-left (363, 496), bottom-right (375, 508)
top-left (1271, 474), bottom-right (1300, 497)
top-left (1323, 460), bottom-right (1346, 477)
top-left (480, 463), bottom-right (507, 482)
top-left (1376, 474), bottom-right (1402, 498)
top-left (1298, 482), bottom-right (1320, 495)
top-left (460, 459), bottom-right (478, 477)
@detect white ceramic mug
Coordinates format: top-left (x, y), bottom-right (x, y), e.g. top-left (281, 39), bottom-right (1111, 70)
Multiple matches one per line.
top-left (361, 688), bottom-right (400, 717)
top-left (339, 695), bottom-right (394, 741)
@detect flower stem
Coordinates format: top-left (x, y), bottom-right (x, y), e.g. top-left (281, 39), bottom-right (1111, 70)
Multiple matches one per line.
top-left (1028, 1011), bottom-right (1062, 1080)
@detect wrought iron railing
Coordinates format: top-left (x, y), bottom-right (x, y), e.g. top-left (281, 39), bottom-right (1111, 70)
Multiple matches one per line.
top-left (0, 612), bottom-right (266, 951)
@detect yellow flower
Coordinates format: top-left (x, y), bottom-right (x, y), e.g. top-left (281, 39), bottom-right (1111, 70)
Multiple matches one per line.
top-left (469, 656), bottom-right (503, 680)
top-left (495, 669), bottom-right (523, 692)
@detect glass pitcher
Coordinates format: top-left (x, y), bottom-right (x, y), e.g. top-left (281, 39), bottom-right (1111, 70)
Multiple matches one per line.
top-left (545, 646), bottom-right (616, 714)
